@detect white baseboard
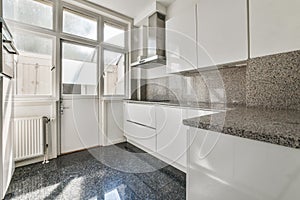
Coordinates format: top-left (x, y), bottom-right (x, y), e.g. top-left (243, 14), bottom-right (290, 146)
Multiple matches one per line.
top-left (104, 137), bottom-right (127, 146)
top-left (15, 153), bottom-right (57, 168)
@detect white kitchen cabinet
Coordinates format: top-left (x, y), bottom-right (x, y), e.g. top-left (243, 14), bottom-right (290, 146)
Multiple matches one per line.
top-left (124, 102), bottom-right (217, 171)
top-left (188, 128), bottom-right (300, 200)
top-left (166, 5), bottom-right (197, 73)
top-left (196, 0), bottom-right (248, 68)
top-left (124, 103), bottom-right (156, 129)
top-left (124, 103), bottom-right (156, 152)
top-left (156, 106), bottom-right (187, 169)
top-left (250, 0), bottom-right (300, 58)
top-left (156, 105), bottom-right (216, 171)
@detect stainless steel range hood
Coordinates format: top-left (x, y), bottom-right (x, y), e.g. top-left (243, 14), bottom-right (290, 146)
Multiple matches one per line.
top-left (131, 12), bottom-right (166, 68)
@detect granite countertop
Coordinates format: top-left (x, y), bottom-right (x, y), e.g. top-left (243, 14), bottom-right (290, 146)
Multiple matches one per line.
top-left (124, 99), bottom-right (234, 111)
top-left (183, 106), bottom-right (300, 149)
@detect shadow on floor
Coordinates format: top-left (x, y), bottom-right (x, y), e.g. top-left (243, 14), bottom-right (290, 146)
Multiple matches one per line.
top-left (4, 142), bottom-right (186, 200)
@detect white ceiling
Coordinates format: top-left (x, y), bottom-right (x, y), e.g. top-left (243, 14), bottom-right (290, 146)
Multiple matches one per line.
top-left (87, 0), bottom-right (176, 18)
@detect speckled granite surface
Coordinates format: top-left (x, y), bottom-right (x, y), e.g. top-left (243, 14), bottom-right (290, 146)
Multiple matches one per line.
top-left (183, 106), bottom-right (300, 149)
top-left (247, 50), bottom-right (300, 110)
top-left (140, 50), bottom-right (300, 111)
top-left (4, 143), bottom-right (186, 200)
top-left (142, 66), bottom-right (247, 105)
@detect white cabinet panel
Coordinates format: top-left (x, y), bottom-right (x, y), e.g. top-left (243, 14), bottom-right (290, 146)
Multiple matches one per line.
top-left (188, 128), bottom-right (300, 200)
top-left (166, 5), bottom-right (197, 73)
top-left (124, 103), bottom-right (156, 128)
top-left (250, 0), bottom-right (300, 58)
top-left (197, 0), bottom-right (248, 67)
top-left (156, 106), bottom-right (188, 168)
top-left (124, 120), bottom-right (156, 152)
top-left (156, 106), bottom-right (217, 169)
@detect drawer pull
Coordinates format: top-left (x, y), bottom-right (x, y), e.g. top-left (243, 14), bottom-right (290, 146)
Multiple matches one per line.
top-left (126, 120), bottom-right (156, 130)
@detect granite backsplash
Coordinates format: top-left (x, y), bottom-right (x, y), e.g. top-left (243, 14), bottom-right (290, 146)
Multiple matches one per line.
top-left (134, 50), bottom-right (300, 111)
top-left (246, 50), bottom-right (300, 110)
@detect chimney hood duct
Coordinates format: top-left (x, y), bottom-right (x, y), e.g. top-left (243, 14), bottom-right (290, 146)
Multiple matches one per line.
top-left (131, 12), bottom-right (166, 68)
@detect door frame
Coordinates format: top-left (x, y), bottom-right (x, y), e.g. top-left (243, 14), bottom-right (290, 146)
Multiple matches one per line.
top-left (57, 39), bottom-right (100, 155)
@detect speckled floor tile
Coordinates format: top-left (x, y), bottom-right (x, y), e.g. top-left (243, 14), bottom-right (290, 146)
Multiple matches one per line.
top-left (4, 142), bottom-right (186, 200)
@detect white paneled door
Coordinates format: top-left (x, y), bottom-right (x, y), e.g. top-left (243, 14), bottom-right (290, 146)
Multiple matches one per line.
top-left (60, 41), bottom-right (99, 154)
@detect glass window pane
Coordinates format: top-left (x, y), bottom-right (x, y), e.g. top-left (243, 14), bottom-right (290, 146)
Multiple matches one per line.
top-left (103, 50), bottom-right (125, 96)
top-left (62, 43), bottom-right (98, 95)
top-left (13, 30), bottom-right (53, 96)
top-left (63, 9), bottom-right (97, 40)
top-left (104, 23), bottom-right (125, 47)
top-left (3, 0), bottom-right (53, 29)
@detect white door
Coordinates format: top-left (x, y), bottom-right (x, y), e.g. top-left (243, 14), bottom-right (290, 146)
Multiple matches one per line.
top-left (60, 41), bottom-right (99, 154)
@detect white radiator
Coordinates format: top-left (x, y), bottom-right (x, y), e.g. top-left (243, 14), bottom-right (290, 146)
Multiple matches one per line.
top-left (13, 117), bottom-right (47, 161)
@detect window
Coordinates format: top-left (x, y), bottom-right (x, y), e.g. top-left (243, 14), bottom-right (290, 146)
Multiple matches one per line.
top-left (103, 50), bottom-right (125, 96)
top-left (13, 30), bottom-right (54, 96)
top-left (104, 22), bottom-right (125, 47)
top-left (62, 42), bottom-right (98, 95)
top-left (3, 0), bottom-right (53, 29)
top-left (63, 9), bottom-right (97, 40)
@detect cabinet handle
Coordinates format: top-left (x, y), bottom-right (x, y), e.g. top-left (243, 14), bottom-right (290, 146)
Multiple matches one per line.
top-left (126, 120), bottom-right (156, 130)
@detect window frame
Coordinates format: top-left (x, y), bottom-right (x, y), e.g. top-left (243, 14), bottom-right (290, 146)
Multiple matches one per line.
top-left (61, 4), bottom-right (99, 42)
top-left (60, 39), bottom-right (99, 97)
top-left (101, 18), bottom-right (129, 99)
top-left (101, 46), bottom-right (127, 98)
top-left (12, 27), bottom-right (56, 99)
top-left (103, 20), bottom-right (127, 49)
top-left (3, 0), bottom-right (55, 31)
top-left (4, 0), bottom-right (131, 101)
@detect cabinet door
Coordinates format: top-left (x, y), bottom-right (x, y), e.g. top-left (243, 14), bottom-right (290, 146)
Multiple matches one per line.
top-left (166, 5), bottom-right (197, 73)
top-left (156, 106), bottom-right (188, 168)
top-left (188, 128), bottom-right (300, 200)
top-left (250, 0), bottom-right (300, 58)
top-left (197, 0), bottom-right (248, 67)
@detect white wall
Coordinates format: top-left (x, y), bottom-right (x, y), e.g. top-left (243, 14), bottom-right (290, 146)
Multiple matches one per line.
top-left (14, 100), bottom-right (57, 166)
top-left (102, 101), bottom-right (125, 145)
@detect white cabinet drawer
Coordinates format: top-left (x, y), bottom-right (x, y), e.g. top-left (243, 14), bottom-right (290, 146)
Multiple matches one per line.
top-left (124, 103), bottom-right (156, 129)
top-left (124, 119), bottom-right (156, 152)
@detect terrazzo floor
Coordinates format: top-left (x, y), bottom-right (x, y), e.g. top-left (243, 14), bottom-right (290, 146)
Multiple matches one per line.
top-left (4, 142), bottom-right (186, 200)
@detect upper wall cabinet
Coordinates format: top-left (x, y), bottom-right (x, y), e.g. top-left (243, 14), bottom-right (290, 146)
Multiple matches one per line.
top-left (166, 5), bottom-right (197, 73)
top-left (197, 0), bottom-right (248, 68)
top-left (250, 0), bottom-right (300, 58)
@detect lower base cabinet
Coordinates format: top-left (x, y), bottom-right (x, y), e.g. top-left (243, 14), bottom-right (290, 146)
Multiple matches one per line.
top-left (124, 102), bottom-right (217, 172)
top-left (187, 127), bottom-right (300, 200)
top-left (156, 106), bottom-right (217, 171)
top-left (156, 106), bottom-right (188, 169)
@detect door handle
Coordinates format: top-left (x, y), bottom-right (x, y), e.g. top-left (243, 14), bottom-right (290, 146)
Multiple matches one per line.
top-left (60, 105), bottom-right (70, 115)
top-left (3, 40), bottom-right (19, 55)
